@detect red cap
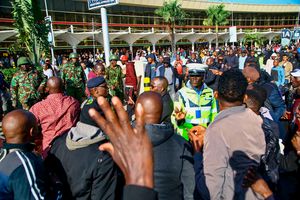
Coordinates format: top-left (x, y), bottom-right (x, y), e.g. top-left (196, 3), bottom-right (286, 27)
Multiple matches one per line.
top-left (120, 55), bottom-right (128, 61)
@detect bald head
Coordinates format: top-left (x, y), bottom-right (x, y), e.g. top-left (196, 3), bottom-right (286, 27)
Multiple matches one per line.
top-left (206, 57), bottom-right (214, 66)
top-left (93, 63), bottom-right (105, 76)
top-left (243, 66), bottom-right (260, 84)
top-left (46, 77), bottom-right (63, 94)
top-left (136, 92), bottom-right (163, 124)
top-left (2, 110), bottom-right (37, 144)
top-left (151, 76), bottom-right (168, 95)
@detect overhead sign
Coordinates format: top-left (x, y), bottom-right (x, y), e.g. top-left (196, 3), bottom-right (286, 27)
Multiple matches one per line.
top-left (229, 26), bottom-right (237, 43)
top-left (281, 29), bottom-right (292, 46)
top-left (87, 0), bottom-right (119, 10)
top-left (293, 28), bottom-right (300, 40)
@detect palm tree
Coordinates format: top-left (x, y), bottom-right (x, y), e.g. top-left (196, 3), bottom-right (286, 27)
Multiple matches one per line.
top-left (11, 0), bottom-right (49, 64)
top-left (155, 0), bottom-right (188, 53)
top-left (203, 4), bottom-right (230, 48)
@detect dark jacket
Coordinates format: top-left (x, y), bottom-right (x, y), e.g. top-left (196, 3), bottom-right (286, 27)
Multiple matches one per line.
top-left (0, 143), bottom-right (48, 200)
top-left (245, 56), bottom-right (260, 67)
top-left (46, 122), bottom-right (118, 200)
top-left (257, 80), bottom-right (286, 122)
top-left (260, 115), bottom-right (280, 184)
top-left (145, 123), bottom-right (195, 200)
top-left (224, 55), bottom-right (239, 69)
top-left (205, 64), bottom-right (219, 91)
top-left (145, 62), bottom-right (158, 81)
top-left (277, 122), bottom-right (300, 199)
top-left (0, 72), bottom-right (9, 91)
top-left (123, 185), bottom-right (157, 200)
top-left (161, 92), bottom-right (173, 123)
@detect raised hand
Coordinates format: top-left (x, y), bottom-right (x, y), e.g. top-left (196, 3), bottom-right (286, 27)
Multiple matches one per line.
top-left (188, 125), bottom-right (206, 152)
top-left (89, 96), bottom-right (154, 188)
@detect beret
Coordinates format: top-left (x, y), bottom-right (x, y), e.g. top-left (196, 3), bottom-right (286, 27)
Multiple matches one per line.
top-left (87, 76), bottom-right (106, 89)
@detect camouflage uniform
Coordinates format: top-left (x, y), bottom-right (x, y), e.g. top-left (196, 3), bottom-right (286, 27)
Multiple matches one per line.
top-left (61, 62), bottom-right (86, 102)
top-left (10, 69), bottom-right (47, 110)
top-left (106, 65), bottom-right (125, 101)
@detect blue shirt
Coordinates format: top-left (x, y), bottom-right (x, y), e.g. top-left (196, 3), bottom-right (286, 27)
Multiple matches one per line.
top-left (271, 66), bottom-right (285, 86)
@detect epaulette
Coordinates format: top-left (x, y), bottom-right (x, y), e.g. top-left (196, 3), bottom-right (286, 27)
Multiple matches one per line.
top-left (86, 97), bottom-right (94, 105)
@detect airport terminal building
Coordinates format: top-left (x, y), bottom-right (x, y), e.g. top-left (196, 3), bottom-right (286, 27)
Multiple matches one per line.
top-left (0, 0), bottom-right (299, 51)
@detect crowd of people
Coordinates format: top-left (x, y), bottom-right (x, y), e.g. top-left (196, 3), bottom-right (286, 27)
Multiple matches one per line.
top-left (0, 42), bottom-right (300, 200)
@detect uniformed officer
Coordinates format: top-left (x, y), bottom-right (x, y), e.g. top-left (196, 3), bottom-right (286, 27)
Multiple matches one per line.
top-left (106, 55), bottom-right (125, 102)
top-left (81, 76), bottom-right (109, 108)
top-left (10, 57), bottom-right (47, 110)
top-left (172, 67), bottom-right (218, 140)
top-left (61, 53), bottom-right (86, 102)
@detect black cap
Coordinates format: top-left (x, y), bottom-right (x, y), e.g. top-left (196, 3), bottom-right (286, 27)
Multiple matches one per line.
top-left (163, 57), bottom-right (170, 64)
top-left (87, 76), bottom-right (106, 89)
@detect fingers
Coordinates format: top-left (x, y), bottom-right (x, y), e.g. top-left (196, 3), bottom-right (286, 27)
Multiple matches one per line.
top-left (99, 142), bottom-right (114, 156)
top-left (134, 103), bottom-right (146, 135)
top-left (89, 108), bottom-right (111, 134)
top-left (97, 96), bottom-right (117, 123)
top-left (111, 97), bottom-right (131, 130)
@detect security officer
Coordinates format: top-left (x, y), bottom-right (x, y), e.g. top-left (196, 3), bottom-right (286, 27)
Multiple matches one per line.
top-left (81, 76), bottom-right (109, 108)
top-left (172, 67), bottom-right (218, 140)
top-left (10, 57), bottom-right (47, 110)
top-left (61, 52), bottom-right (86, 102)
top-left (106, 55), bottom-right (125, 102)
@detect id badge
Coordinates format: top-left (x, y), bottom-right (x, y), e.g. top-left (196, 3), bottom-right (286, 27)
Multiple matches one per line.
top-left (195, 110), bottom-right (201, 118)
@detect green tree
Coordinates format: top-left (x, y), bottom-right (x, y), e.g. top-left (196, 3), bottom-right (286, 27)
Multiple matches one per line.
top-left (243, 32), bottom-right (266, 47)
top-left (203, 4), bottom-right (230, 48)
top-left (11, 0), bottom-right (49, 64)
top-left (155, 0), bottom-right (188, 53)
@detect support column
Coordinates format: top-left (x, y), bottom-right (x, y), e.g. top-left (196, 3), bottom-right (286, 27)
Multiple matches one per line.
top-left (101, 7), bottom-right (111, 67)
top-left (268, 36), bottom-right (274, 45)
top-left (240, 41), bottom-right (242, 46)
top-left (72, 45), bottom-right (77, 53)
top-left (208, 41), bottom-right (212, 50)
top-left (129, 43), bottom-right (133, 54)
top-left (191, 41), bottom-right (195, 52)
top-left (225, 41), bottom-right (228, 47)
top-left (152, 43), bottom-right (156, 52)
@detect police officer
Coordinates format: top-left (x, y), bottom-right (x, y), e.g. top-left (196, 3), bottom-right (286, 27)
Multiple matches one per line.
top-left (10, 57), bottom-right (47, 110)
top-left (172, 67), bottom-right (218, 140)
top-left (61, 53), bottom-right (86, 102)
top-left (106, 55), bottom-right (124, 102)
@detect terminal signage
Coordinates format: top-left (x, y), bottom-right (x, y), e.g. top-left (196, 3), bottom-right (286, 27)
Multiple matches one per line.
top-left (87, 0), bottom-right (119, 10)
top-left (293, 28), bottom-right (300, 40)
top-left (281, 29), bottom-right (292, 46)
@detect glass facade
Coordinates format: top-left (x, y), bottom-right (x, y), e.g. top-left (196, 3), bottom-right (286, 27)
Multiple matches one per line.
top-left (0, 0), bottom-right (299, 49)
top-left (0, 1), bottom-right (298, 29)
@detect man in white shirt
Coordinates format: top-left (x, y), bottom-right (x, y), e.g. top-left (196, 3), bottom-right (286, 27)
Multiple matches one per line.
top-left (265, 53), bottom-right (277, 75)
top-left (239, 50), bottom-right (247, 70)
top-left (43, 63), bottom-right (53, 79)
